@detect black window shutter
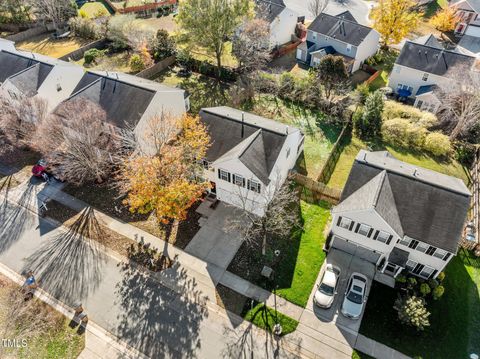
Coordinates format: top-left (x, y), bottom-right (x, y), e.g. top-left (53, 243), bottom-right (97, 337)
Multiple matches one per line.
top-left (337, 216), bottom-right (342, 226)
top-left (349, 221), bottom-right (355, 231)
top-left (431, 270), bottom-right (438, 279)
top-left (354, 223), bottom-right (360, 233)
top-left (386, 235), bottom-right (393, 245)
top-left (367, 228), bottom-right (374, 238)
top-left (227, 173), bottom-right (231, 182)
top-left (443, 252), bottom-right (451, 261)
top-left (413, 264), bottom-right (424, 275)
top-left (242, 178), bottom-right (245, 187)
top-left (426, 246), bottom-right (436, 256)
top-left (247, 180), bottom-right (251, 189)
top-left (218, 169), bottom-right (221, 179)
top-left (373, 230), bottom-right (379, 240)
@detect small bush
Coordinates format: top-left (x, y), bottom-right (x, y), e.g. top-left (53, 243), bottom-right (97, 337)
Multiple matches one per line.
top-left (129, 54), bottom-right (145, 72)
top-left (432, 285), bottom-right (445, 300)
top-left (428, 278), bottom-right (439, 290)
top-left (382, 118), bottom-right (410, 147)
top-left (278, 72), bottom-right (296, 98)
top-left (84, 48), bottom-right (106, 64)
top-left (420, 283), bottom-right (431, 297)
top-left (424, 132), bottom-right (452, 157)
top-left (394, 295), bottom-right (430, 331)
top-left (436, 271), bottom-right (445, 282)
top-left (396, 274), bottom-right (407, 283)
top-left (408, 277), bottom-right (417, 288)
top-left (383, 101), bottom-right (423, 121)
top-left (94, 8), bottom-right (108, 18)
top-left (355, 83), bottom-right (370, 105)
top-left (417, 112), bottom-right (438, 128)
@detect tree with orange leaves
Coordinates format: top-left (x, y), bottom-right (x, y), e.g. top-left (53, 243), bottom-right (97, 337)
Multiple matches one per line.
top-left (119, 114), bottom-right (210, 223)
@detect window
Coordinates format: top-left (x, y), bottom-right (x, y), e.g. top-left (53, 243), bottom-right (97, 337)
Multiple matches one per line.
top-left (337, 216), bottom-right (353, 230)
top-left (357, 224), bottom-right (371, 237)
top-left (201, 159), bottom-right (210, 170)
top-left (405, 260), bottom-right (417, 272)
top-left (247, 179), bottom-right (261, 193)
top-left (416, 242), bottom-right (429, 253)
top-left (218, 169), bottom-right (230, 182)
top-left (416, 100), bottom-right (424, 109)
top-left (408, 239), bottom-right (419, 249)
top-left (422, 73), bottom-right (429, 81)
top-left (433, 248), bottom-right (448, 260)
top-left (399, 237), bottom-right (411, 246)
top-left (376, 231), bottom-right (391, 244)
top-left (426, 246), bottom-right (436, 256)
top-left (286, 148), bottom-right (291, 158)
top-left (233, 174), bottom-right (245, 187)
top-left (419, 265), bottom-right (435, 279)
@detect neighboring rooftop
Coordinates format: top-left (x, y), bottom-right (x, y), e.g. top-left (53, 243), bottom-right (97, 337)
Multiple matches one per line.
top-left (336, 150), bottom-right (471, 253)
top-left (256, 0), bottom-right (286, 23)
top-left (67, 72), bottom-right (156, 129)
top-left (395, 41), bottom-right (477, 76)
top-left (450, 0), bottom-right (480, 13)
top-left (6, 62), bottom-right (53, 97)
top-left (412, 34), bottom-right (443, 49)
top-left (458, 35), bottom-right (480, 56)
top-left (199, 107), bottom-right (299, 184)
top-left (0, 50), bottom-right (40, 84)
top-left (308, 12), bottom-right (374, 46)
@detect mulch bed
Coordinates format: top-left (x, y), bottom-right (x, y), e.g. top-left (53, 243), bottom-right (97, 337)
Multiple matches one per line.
top-left (215, 283), bottom-right (249, 316)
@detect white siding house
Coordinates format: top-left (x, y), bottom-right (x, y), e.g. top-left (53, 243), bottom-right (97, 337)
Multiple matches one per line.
top-left (296, 11), bottom-right (380, 73)
top-left (256, 0), bottom-right (299, 48)
top-left (388, 39), bottom-right (477, 112)
top-left (327, 150), bottom-right (470, 287)
top-left (199, 107), bottom-right (304, 216)
top-left (450, 0), bottom-right (480, 34)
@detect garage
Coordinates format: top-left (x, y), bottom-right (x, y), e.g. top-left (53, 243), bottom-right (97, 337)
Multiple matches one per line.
top-left (331, 236), bottom-right (382, 264)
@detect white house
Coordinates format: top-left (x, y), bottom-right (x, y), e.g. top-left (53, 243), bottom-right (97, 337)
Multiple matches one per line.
top-left (199, 107), bottom-right (304, 216)
top-left (388, 38), bottom-right (477, 112)
top-left (59, 70), bottom-right (189, 155)
top-left (450, 0), bottom-right (480, 34)
top-left (295, 11), bottom-right (380, 73)
top-left (256, 0), bottom-right (299, 48)
top-left (327, 150), bottom-right (470, 287)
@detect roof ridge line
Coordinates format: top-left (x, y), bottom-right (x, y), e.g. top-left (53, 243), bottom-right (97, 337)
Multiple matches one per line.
top-left (319, 12), bottom-right (372, 30)
top-left (65, 77), bottom-right (102, 101)
top-left (372, 170), bottom-right (387, 208)
top-left (6, 62), bottom-right (39, 81)
top-left (405, 40), bottom-right (476, 59)
top-left (238, 129), bottom-right (263, 158)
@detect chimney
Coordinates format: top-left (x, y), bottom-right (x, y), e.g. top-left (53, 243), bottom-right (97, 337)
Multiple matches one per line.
top-left (241, 112), bottom-right (245, 138)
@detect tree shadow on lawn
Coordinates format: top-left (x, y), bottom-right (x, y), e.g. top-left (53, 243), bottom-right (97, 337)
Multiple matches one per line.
top-left (22, 207), bottom-right (107, 304)
top-left (115, 257), bottom-right (209, 358)
top-left (178, 75), bottom-right (232, 114)
top-left (359, 255), bottom-right (480, 359)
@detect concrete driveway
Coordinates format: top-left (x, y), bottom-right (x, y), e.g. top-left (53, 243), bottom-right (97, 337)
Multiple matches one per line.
top-left (303, 248), bottom-right (375, 334)
top-left (285, 0), bottom-right (373, 25)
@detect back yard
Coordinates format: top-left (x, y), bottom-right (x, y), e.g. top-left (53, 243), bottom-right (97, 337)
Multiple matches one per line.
top-left (17, 34), bottom-right (90, 58)
top-left (360, 250), bottom-right (480, 359)
top-left (76, 51), bottom-right (135, 73)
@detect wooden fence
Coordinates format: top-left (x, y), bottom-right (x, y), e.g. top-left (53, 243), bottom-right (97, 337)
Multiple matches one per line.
top-left (293, 173), bottom-right (342, 205)
top-left (465, 146), bottom-right (480, 251)
top-left (136, 55), bottom-right (176, 79)
top-left (316, 122), bottom-right (351, 184)
top-left (365, 70), bottom-right (380, 85)
top-left (59, 39), bottom-right (108, 62)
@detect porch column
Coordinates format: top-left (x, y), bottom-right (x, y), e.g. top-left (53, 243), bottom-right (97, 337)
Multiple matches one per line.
top-left (394, 266), bottom-right (403, 278)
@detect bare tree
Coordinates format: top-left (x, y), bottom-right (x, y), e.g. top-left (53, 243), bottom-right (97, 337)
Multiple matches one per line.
top-left (233, 18), bottom-right (271, 73)
top-left (228, 175), bottom-right (301, 255)
top-left (29, 0), bottom-right (76, 30)
top-left (0, 89), bottom-right (48, 147)
top-left (141, 111), bottom-right (180, 155)
top-left (308, 0), bottom-right (329, 18)
top-left (35, 98), bottom-right (129, 185)
top-left (435, 71), bottom-right (480, 140)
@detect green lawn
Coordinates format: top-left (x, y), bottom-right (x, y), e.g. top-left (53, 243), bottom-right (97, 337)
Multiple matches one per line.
top-left (79, 2), bottom-right (112, 18)
top-left (243, 302), bottom-right (299, 335)
top-left (327, 135), bottom-right (469, 190)
top-left (424, 0), bottom-right (449, 18)
top-left (359, 252), bottom-right (480, 358)
top-left (352, 350), bottom-right (374, 359)
top-left (368, 50), bottom-right (398, 92)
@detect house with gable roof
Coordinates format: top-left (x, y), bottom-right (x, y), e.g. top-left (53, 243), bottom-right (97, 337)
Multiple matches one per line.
top-left (450, 0), bottom-right (480, 34)
top-left (199, 106), bottom-right (304, 216)
top-left (388, 37), bottom-right (477, 112)
top-left (255, 0), bottom-right (299, 48)
top-left (327, 150), bottom-right (470, 287)
top-left (295, 11), bottom-right (380, 73)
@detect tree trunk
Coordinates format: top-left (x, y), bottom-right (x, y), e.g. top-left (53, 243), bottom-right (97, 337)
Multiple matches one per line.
top-left (216, 51), bottom-right (222, 79)
top-left (262, 232), bottom-right (267, 256)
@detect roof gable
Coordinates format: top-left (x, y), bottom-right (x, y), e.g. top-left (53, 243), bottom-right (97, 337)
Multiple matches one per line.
top-left (396, 41), bottom-right (476, 77)
top-left (0, 50), bottom-right (39, 83)
top-left (256, 0), bottom-right (286, 23)
top-left (308, 12), bottom-right (373, 46)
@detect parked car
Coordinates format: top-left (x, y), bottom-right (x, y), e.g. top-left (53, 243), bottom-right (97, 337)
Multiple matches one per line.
top-left (341, 273), bottom-right (368, 320)
top-left (314, 264), bottom-right (340, 309)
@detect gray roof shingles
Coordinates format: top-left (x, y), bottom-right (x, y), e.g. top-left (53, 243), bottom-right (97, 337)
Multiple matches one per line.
top-left (0, 50), bottom-right (53, 89)
top-left (256, 0), bottom-right (286, 23)
top-left (199, 107), bottom-right (293, 184)
top-left (7, 62), bottom-right (53, 96)
top-left (308, 13), bottom-right (373, 47)
top-left (337, 150), bottom-right (470, 253)
top-left (396, 41), bottom-right (476, 77)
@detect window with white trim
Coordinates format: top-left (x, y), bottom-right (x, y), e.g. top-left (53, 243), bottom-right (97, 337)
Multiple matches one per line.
top-left (357, 224), bottom-right (371, 236)
top-left (376, 231), bottom-right (390, 243)
top-left (399, 237), bottom-right (410, 246)
top-left (338, 217), bottom-right (353, 230)
top-left (419, 265), bottom-right (435, 279)
top-left (247, 179), bottom-right (261, 193)
top-left (405, 260), bottom-right (417, 272)
top-left (218, 169), bottom-right (230, 182)
top-left (422, 73), bottom-right (429, 81)
top-left (233, 174), bottom-right (245, 187)
top-left (416, 242), bottom-right (429, 253)
top-left (433, 248), bottom-right (448, 260)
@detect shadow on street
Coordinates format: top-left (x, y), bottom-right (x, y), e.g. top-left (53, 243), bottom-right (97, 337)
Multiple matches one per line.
top-left (115, 258), bottom-right (209, 358)
top-left (22, 207), bottom-right (107, 303)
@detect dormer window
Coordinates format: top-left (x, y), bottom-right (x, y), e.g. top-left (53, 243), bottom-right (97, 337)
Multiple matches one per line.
top-left (422, 73), bottom-right (429, 81)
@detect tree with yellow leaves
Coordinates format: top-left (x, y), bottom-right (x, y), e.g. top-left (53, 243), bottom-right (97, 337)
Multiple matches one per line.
top-left (429, 7), bottom-right (459, 32)
top-left (119, 114), bottom-right (211, 224)
top-left (371, 0), bottom-right (422, 47)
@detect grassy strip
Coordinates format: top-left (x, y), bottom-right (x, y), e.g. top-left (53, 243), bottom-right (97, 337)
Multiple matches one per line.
top-left (352, 350), bottom-right (375, 359)
top-left (243, 302), bottom-right (299, 336)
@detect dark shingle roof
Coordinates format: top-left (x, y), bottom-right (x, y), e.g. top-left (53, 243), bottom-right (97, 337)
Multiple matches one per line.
top-left (7, 62), bottom-right (53, 96)
top-left (256, 0), bottom-right (286, 23)
top-left (337, 150), bottom-right (470, 253)
top-left (308, 13), bottom-right (373, 46)
top-left (336, 10), bottom-right (357, 23)
top-left (0, 51), bottom-right (41, 83)
top-left (388, 247), bottom-right (409, 267)
top-left (68, 72), bottom-right (156, 129)
top-left (396, 41), bottom-right (476, 77)
top-left (199, 107), bottom-right (295, 184)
